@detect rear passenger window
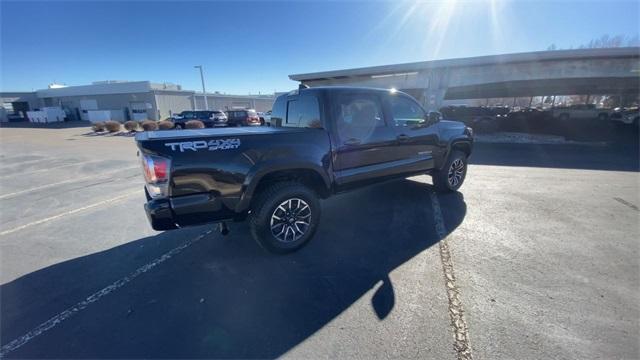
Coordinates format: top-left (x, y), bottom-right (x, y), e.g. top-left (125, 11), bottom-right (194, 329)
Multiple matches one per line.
top-left (389, 96), bottom-right (426, 127)
top-left (285, 95), bottom-right (321, 128)
top-left (335, 96), bottom-right (386, 142)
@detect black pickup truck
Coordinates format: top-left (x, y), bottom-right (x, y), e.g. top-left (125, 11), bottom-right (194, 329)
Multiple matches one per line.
top-left (136, 87), bottom-right (473, 253)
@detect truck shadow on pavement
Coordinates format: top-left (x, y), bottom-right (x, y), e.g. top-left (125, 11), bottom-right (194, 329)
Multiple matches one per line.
top-left (1, 178), bottom-right (466, 359)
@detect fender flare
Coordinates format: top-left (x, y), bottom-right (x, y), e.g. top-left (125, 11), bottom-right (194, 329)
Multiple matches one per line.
top-left (440, 138), bottom-right (473, 171)
top-left (235, 160), bottom-right (331, 212)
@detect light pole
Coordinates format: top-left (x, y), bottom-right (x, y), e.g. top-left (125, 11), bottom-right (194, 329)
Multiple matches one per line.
top-left (194, 65), bottom-right (208, 110)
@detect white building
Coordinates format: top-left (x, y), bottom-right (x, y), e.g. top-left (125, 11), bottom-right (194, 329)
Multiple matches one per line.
top-left (1, 81), bottom-right (275, 122)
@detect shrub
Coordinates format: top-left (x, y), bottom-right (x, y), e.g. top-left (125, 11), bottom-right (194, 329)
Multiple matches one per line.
top-left (92, 122), bottom-right (105, 132)
top-left (158, 120), bottom-right (175, 130)
top-left (124, 121), bottom-right (138, 132)
top-left (141, 120), bottom-right (158, 131)
top-left (185, 120), bottom-right (205, 129)
top-left (104, 121), bottom-right (121, 133)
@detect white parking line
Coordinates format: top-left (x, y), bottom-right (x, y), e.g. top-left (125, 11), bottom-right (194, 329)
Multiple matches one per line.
top-left (0, 166), bottom-right (139, 200)
top-left (0, 191), bottom-right (139, 236)
top-left (0, 229), bottom-right (213, 358)
top-left (429, 191), bottom-right (473, 360)
top-left (0, 159), bottom-right (105, 179)
top-left (0, 157), bottom-right (50, 169)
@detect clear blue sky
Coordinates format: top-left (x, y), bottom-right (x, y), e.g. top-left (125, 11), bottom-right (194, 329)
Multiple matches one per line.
top-left (1, 1), bottom-right (638, 94)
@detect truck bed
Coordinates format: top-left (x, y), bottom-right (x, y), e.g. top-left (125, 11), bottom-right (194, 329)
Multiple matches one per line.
top-left (135, 126), bottom-right (309, 142)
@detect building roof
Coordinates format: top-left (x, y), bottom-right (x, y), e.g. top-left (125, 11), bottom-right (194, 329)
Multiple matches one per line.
top-left (36, 81), bottom-right (162, 97)
top-left (289, 47), bottom-right (640, 81)
top-left (31, 81), bottom-right (274, 99)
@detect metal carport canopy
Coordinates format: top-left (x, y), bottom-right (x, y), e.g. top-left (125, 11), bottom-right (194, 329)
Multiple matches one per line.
top-left (443, 77), bottom-right (640, 99)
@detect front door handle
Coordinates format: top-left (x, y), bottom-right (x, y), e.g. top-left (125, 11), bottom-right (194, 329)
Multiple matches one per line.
top-left (397, 134), bottom-right (410, 142)
top-left (344, 138), bottom-right (361, 146)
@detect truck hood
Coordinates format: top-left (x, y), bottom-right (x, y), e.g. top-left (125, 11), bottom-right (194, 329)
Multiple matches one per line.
top-left (135, 126), bottom-right (307, 142)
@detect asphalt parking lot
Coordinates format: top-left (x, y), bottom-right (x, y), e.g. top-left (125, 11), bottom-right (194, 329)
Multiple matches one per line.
top-left (0, 124), bottom-right (638, 359)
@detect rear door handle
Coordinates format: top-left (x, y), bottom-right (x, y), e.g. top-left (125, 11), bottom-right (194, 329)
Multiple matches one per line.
top-left (344, 138), bottom-right (361, 146)
top-left (397, 134), bottom-right (410, 142)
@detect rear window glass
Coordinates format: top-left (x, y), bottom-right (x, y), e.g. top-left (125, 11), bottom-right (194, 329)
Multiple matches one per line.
top-left (180, 111), bottom-right (196, 119)
top-left (285, 95), bottom-right (321, 128)
top-left (227, 111), bottom-right (246, 117)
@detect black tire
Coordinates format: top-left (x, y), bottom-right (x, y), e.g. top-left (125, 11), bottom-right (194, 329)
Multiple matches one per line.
top-left (174, 124), bottom-right (183, 130)
top-left (433, 150), bottom-right (468, 193)
top-left (598, 113), bottom-right (608, 121)
top-left (249, 181), bottom-right (321, 254)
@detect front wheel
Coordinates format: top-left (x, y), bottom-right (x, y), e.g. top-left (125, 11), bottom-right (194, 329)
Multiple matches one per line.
top-left (249, 181), bottom-right (321, 253)
top-left (433, 150), bottom-right (468, 193)
top-left (174, 124), bottom-right (183, 130)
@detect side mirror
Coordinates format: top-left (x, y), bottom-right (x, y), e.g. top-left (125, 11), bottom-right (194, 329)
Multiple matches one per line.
top-left (427, 111), bottom-right (442, 123)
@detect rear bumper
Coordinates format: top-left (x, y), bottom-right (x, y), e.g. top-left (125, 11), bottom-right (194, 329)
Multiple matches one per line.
top-left (144, 199), bottom-right (178, 230)
top-left (144, 192), bottom-right (240, 231)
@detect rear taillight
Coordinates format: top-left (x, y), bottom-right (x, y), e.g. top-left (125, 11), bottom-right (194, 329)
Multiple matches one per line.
top-left (141, 153), bottom-right (171, 198)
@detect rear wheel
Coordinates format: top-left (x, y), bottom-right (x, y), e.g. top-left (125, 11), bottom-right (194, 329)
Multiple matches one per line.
top-left (249, 181), bottom-right (321, 253)
top-left (433, 150), bottom-right (468, 193)
top-left (174, 123), bottom-right (183, 130)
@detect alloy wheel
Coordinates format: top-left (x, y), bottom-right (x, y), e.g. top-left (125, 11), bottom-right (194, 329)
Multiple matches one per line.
top-left (448, 158), bottom-right (465, 187)
top-left (270, 198), bottom-right (312, 243)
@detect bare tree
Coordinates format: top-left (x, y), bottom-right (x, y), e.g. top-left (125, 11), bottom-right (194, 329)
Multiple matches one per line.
top-left (580, 34), bottom-right (625, 48)
top-left (546, 34), bottom-right (639, 50)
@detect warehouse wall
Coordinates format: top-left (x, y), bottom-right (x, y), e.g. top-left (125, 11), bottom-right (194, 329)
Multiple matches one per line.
top-left (1, 92), bottom-right (42, 110)
top-left (155, 91), bottom-right (194, 119)
top-left (40, 92), bottom-right (158, 120)
top-left (194, 95), bottom-right (275, 112)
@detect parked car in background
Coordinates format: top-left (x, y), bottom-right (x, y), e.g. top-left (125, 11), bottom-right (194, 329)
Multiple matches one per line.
top-left (258, 110), bottom-right (272, 125)
top-left (551, 104), bottom-right (610, 121)
top-left (226, 109), bottom-right (261, 126)
top-left (174, 110), bottom-right (227, 128)
top-left (497, 107), bottom-right (552, 132)
top-left (439, 105), bottom-right (501, 133)
top-left (210, 110), bottom-right (228, 126)
top-left (610, 106), bottom-right (639, 127)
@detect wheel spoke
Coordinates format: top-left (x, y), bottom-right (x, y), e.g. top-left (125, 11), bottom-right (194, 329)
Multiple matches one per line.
top-left (274, 224), bottom-right (286, 238)
top-left (447, 158), bottom-right (466, 187)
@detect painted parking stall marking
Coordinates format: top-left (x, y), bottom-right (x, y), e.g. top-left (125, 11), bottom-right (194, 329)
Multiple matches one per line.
top-left (429, 191), bottom-right (473, 360)
top-left (0, 229), bottom-right (214, 358)
top-left (0, 166), bottom-right (139, 200)
top-left (0, 191), bottom-right (139, 237)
